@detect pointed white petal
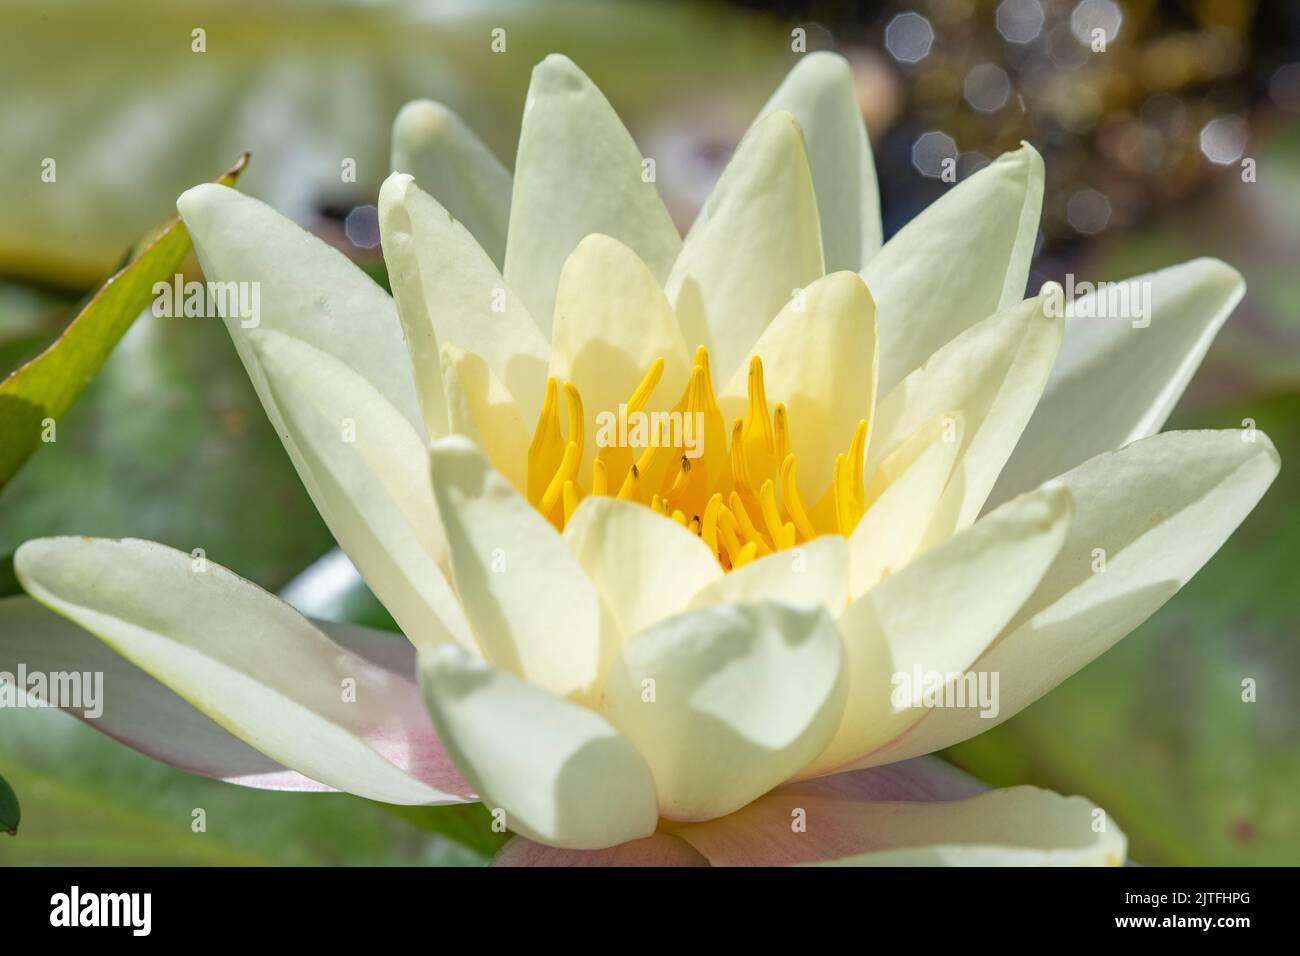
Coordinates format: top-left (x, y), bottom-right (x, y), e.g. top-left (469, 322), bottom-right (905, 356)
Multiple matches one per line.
top-left (666, 110), bottom-right (824, 382)
top-left (391, 99), bottom-right (512, 269)
top-left (987, 258), bottom-right (1245, 507)
top-left (865, 144), bottom-right (1044, 392)
top-left (428, 436), bottom-right (613, 703)
top-left (176, 183), bottom-right (422, 430)
top-left (867, 291), bottom-right (1062, 534)
top-left (420, 646), bottom-right (658, 850)
top-left (249, 329), bottom-right (472, 652)
top-left (379, 172), bottom-right (549, 425)
top-left (804, 483), bottom-right (1071, 777)
top-left (564, 496), bottom-right (721, 640)
top-left (549, 234), bottom-right (693, 485)
top-left (720, 270), bottom-right (876, 495)
top-left (754, 51), bottom-right (881, 270)
top-left (505, 54), bottom-right (681, 336)
top-left (14, 538), bottom-right (472, 805)
top-left (848, 412), bottom-right (964, 598)
top-left (872, 428), bottom-right (1280, 764)
top-left (602, 600), bottom-right (846, 821)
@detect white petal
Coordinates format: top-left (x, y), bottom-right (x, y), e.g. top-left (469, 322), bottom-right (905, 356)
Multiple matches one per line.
top-left (428, 436), bottom-right (613, 703)
top-left (848, 412), bottom-right (964, 598)
top-left (719, 270), bottom-right (876, 495)
top-left (687, 533), bottom-right (849, 616)
top-left (804, 482), bottom-right (1072, 777)
top-left (505, 54), bottom-right (681, 336)
top-left (391, 99), bottom-right (512, 269)
top-left (873, 428), bottom-right (1281, 763)
top-left (867, 291), bottom-right (1062, 534)
top-left (420, 646), bottom-right (658, 850)
top-left (176, 183), bottom-right (422, 430)
top-left (865, 144), bottom-right (1044, 392)
top-left (249, 328), bottom-right (472, 652)
top-left (14, 538), bottom-right (472, 805)
top-left (379, 172), bottom-right (549, 425)
top-left (564, 495), bottom-right (721, 640)
top-left (987, 258), bottom-right (1245, 507)
top-left (601, 601), bottom-right (846, 821)
top-left (0, 595), bottom-right (323, 791)
top-left (672, 784), bottom-right (1125, 866)
top-left (666, 110), bottom-right (824, 382)
top-left (754, 51), bottom-right (881, 270)
top-left (549, 233), bottom-right (693, 485)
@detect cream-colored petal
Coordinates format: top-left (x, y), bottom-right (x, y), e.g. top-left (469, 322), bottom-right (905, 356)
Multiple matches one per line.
top-left (720, 270), bottom-right (876, 495)
top-left (848, 411), bottom-right (964, 598)
top-left (441, 343), bottom-right (531, 495)
top-left (391, 99), bottom-right (512, 269)
top-left (548, 233), bottom-right (693, 484)
top-left (687, 533), bottom-right (849, 616)
top-left (666, 110), bottom-right (824, 382)
top-left (176, 184), bottom-right (423, 431)
top-left (249, 329), bottom-right (472, 653)
top-left (564, 495), bottom-right (721, 641)
top-left (753, 51), bottom-right (881, 270)
top-left (14, 538), bottom-right (471, 805)
top-left (428, 436), bottom-right (613, 703)
top-left (601, 600), bottom-right (846, 822)
top-left (419, 646), bottom-right (658, 850)
top-left (505, 54), bottom-right (681, 336)
top-left (987, 258), bottom-right (1245, 508)
top-left (872, 428), bottom-right (1280, 764)
top-left (865, 144), bottom-right (1044, 393)
top-left (379, 172), bottom-right (549, 426)
top-left (0, 595), bottom-right (324, 792)
top-left (867, 291), bottom-right (1062, 535)
top-left (672, 785), bottom-right (1125, 866)
top-left (803, 482), bottom-right (1071, 777)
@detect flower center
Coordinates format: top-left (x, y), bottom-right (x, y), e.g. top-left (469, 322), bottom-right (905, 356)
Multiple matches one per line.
top-left (526, 346), bottom-right (867, 571)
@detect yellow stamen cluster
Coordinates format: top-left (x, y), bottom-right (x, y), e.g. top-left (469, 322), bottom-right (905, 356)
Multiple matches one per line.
top-left (527, 347), bottom-right (868, 571)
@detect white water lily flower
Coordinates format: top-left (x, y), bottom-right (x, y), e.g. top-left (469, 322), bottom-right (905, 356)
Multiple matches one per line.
top-left (5, 52), bottom-right (1279, 866)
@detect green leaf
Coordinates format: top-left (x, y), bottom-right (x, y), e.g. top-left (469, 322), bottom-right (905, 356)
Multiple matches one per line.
top-left (381, 802), bottom-right (510, 858)
top-left (0, 772), bottom-right (19, 835)
top-left (0, 155), bottom-right (248, 490)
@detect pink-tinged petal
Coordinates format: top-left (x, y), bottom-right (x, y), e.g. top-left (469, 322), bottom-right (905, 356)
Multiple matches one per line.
top-left (784, 756), bottom-right (987, 803)
top-left (0, 596), bottom-right (323, 791)
top-left (0, 589), bottom-right (474, 802)
top-left (670, 780), bottom-right (1125, 866)
top-left (492, 833), bottom-right (709, 867)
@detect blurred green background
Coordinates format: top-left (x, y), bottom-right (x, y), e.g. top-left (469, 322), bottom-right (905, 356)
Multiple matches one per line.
top-left (1, 0), bottom-right (1296, 865)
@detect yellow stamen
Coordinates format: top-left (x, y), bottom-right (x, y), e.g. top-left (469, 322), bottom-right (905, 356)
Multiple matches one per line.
top-left (562, 480), bottom-right (580, 525)
top-left (524, 350), bottom-right (871, 572)
top-left (780, 454), bottom-right (818, 542)
top-left (527, 377), bottom-right (564, 506)
top-left (539, 440), bottom-right (579, 523)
